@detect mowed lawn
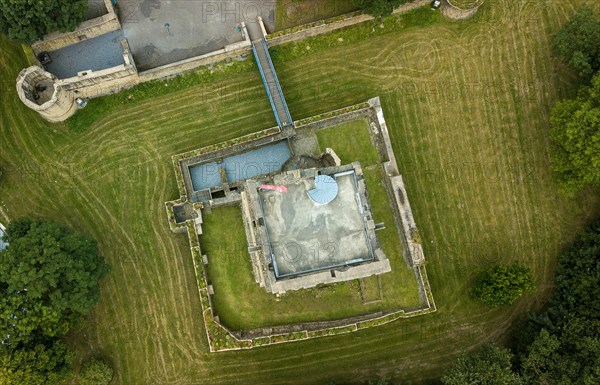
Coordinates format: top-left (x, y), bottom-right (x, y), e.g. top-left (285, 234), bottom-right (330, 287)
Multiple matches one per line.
top-left (1, 2), bottom-right (600, 385)
top-left (316, 118), bottom-right (380, 167)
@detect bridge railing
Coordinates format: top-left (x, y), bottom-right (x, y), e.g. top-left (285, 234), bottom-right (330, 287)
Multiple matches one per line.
top-left (251, 42), bottom-right (283, 128)
top-left (261, 39), bottom-right (294, 127)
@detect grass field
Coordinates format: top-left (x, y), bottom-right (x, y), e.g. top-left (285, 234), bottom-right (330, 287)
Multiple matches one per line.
top-left (316, 118), bottom-right (380, 167)
top-left (1, 1), bottom-right (600, 384)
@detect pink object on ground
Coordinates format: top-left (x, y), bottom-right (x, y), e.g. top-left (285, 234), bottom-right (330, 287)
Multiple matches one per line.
top-left (260, 184), bottom-right (288, 193)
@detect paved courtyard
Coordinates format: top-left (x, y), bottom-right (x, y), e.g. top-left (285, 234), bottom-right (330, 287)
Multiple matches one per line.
top-left (120, 0), bottom-right (276, 70)
top-left (259, 173), bottom-right (373, 277)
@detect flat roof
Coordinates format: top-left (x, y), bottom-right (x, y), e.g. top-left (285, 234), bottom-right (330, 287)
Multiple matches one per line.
top-left (259, 172), bottom-right (373, 278)
top-left (44, 30), bottom-right (125, 79)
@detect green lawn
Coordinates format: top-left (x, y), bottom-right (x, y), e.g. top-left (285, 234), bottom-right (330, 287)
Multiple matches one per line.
top-left (316, 118), bottom-right (380, 166)
top-left (1, 0), bottom-right (600, 384)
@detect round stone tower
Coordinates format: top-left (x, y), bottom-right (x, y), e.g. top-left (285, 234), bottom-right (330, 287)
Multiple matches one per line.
top-left (16, 66), bottom-right (78, 123)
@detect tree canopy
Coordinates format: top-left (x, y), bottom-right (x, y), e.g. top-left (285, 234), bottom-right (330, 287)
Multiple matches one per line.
top-left (549, 73), bottom-right (600, 195)
top-left (552, 5), bottom-right (600, 78)
top-left (0, 340), bottom-right (74, 385)
top-left (0, 217), bottom-right (109, 345)
top-left (0, 0), bottom-right (88, 43)
top-left (516, 220), bottom-right (600, 384)
top-left (78, 358), bottom-right (114, 385)
top-left (441, 344), bottom-right (522, 385)
top-left (352, 0), bottom-right (408, 17)
top-left (471, 264), bottom-right (535, 307)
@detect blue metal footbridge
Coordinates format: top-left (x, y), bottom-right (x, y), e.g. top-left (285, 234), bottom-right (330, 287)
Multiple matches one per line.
top-left (251, 38), bottom-right (294, 132)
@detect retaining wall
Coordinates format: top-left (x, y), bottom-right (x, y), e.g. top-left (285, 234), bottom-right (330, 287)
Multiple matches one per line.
top-left (165, 98), bottom-right (436, 352)
top-left (267, 0), bottom-right (430, 46)
top-left (369, 97), bottom-right (425, 267)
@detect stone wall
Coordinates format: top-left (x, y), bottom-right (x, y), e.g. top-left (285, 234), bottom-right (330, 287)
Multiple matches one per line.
top-left (369, 97), bottom-right (425, 267)
top-left (31, 0), bottom-right (120, 54)
top-left (267, 0), bottom-right (430, 47)
top-left (164, 98), bottom-right (437, 352)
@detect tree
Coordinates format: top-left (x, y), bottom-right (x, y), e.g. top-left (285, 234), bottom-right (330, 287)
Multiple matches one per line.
top-left (79, 358), bottom-right (113, 385)
top-left (0, 340), bottom-right (74, 385)
top-left (0, 0), bottom-right (88, 44)
top-left (549, 73), bottom-right (600, 195)
top-left (352, 0), bottom-right (407, 17)
top-left (0, 217), bottom-right (109, 345)
top-left (441, 344), bottom-right (522, 385)
top-left (471, 264), bottom-right (535, 307)
top-left (552, 5), bottom-right (600, 78)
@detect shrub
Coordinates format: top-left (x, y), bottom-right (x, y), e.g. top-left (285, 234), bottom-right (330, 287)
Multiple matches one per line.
top-left (471, 263), bottom-right (535, 307)
top-left (79, 358), bottom-right (114, 385)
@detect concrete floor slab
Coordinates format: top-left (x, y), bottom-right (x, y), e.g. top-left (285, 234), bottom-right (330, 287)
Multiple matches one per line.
top-left (120, 0), bottom-right (275, 70)
top-left (260, 173), bottom-right (372, 277)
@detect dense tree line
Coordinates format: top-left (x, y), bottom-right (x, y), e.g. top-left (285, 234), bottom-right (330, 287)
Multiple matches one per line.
top-left (552, 5), bottom-right (600, 79)
top-left (0, 218), bottom-right (109, 384)
top-left (0, 0), bottom-right (88, 43)
top-left (550, 6), bottom-right (600, 195)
